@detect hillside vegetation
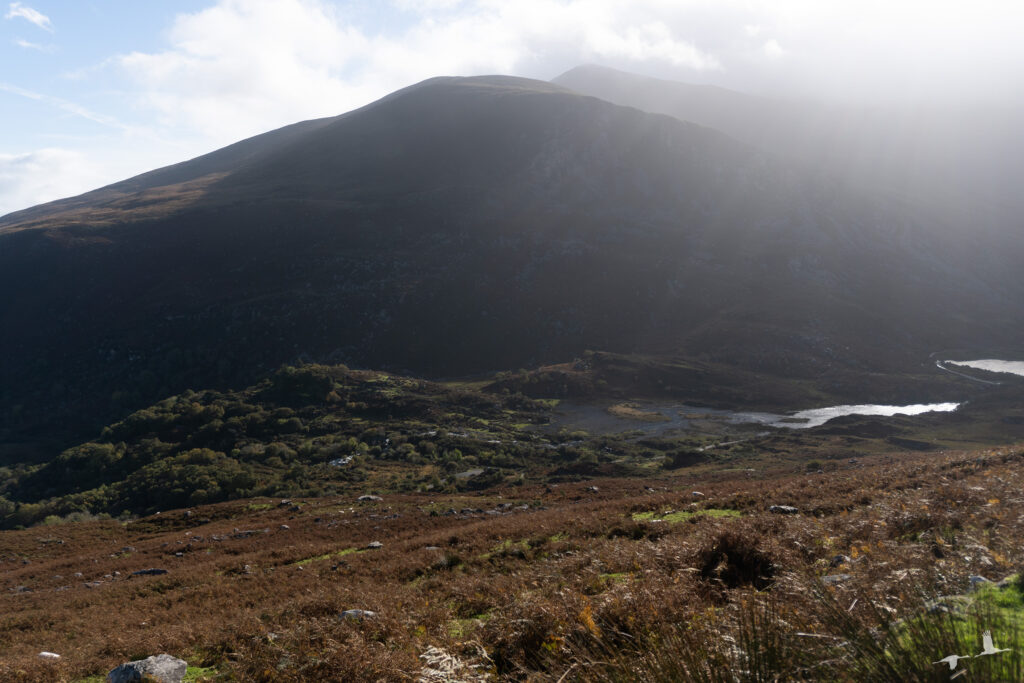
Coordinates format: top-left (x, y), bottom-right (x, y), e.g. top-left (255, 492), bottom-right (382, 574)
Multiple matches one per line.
top-left (1, 444), bottom-right (1022, 681)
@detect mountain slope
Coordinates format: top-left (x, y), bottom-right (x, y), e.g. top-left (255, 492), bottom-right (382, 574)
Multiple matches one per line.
top-left (0, 75), bottom-right (1019, 457)
top-left (553, 64), bottom-right (1024, 237)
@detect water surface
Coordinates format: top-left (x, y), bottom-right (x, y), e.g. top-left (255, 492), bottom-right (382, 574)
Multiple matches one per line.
top-left (946, 359), bottom-right (1024, 378)
top-left (732, 403), bottom-right (960, 429)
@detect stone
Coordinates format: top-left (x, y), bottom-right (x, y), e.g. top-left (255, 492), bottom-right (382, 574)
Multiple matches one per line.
top-left (340, 609), bottom-right (377, 621)
top-left (131, 568), bottom-right (168, 576)
top-left (366, 541), bottom-right (383, 550)
top-left (38, 652), bottom-right (61, 660)
top-left (924, 595), bottom-right (972, 615)
top-left (279, 524), bottom-right (290, 530)
top-left (358, 495), bottom-right (383, 502)
top-left (769, 505), bottom-right (799, 515)
top-left (107, 653), bottom-right (187, 683)
top-left (969, 575), bottom-right (992, 590)
top-left (996, 573), bottom-right (1020, 589)
top-left (822, 574), bottom-right (851, 585)
top-left (692, 491), bottom-right (705, 498)
top-left (830, 554), bottom-right (851, 568)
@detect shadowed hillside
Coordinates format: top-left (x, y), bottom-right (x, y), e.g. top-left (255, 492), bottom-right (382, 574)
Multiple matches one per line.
top-left (1, 74), bottom-right (1020, 458)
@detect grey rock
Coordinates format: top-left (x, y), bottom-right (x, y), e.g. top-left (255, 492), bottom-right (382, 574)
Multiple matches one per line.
top-left (924, 595), bottom-right (972, 615)
top-left (769, 505), bottom-right (798, 515)
top-left (692, 491), bottom-right (705, 498)
top-left (830, 554), bottom-right (851, 568)
top-left (997, 573), bottom-right (1020, 589)
top-left (822, 574), bottom-right (851, 585)
top-left (279, 524), bottom-right (290, 530)
top-left (358, 495), bottom-right (383, 502)
top-left (366, 541), bottom-right (383, 550)
top-left (38, 651), bottom-right (61, 660)
top-left (969, 575), bottom-right (992, 589)
top-left (340, 609), bottom-right (377, 621)
top-left (107, 653), bottom-right (188, 683)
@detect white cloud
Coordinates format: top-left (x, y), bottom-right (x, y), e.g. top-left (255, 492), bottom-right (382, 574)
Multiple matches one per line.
top-left (0, 82), bottom-right (127, 130)
top-left (762, 39), bottom-right (784, 58)
top-left (5, 0), bottom-right (1024, 216)
top-left (113, 0), bottom-right (722, 149)
top-left (5, 2), bottom-right (52, 32)
top-left (14, 37), bottom-right (53, 51)
top-left (0, 149), bottom-right (98, 217)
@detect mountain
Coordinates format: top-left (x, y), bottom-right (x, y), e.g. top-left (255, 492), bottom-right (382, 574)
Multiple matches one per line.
top-left (553, 64), bottom-right (1024, 237)
top-left (1, 74), bottom-right (1020, 458)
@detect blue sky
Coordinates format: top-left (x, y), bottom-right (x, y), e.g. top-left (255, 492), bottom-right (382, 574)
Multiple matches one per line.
top-left (2, 0), bottom-right (1022, 217)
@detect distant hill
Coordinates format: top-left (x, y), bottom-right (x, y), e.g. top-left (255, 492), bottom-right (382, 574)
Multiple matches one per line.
top-left (1, 74), bottom-right (1020, 458)
top-left (553, 64), bottom-right (1024, 237)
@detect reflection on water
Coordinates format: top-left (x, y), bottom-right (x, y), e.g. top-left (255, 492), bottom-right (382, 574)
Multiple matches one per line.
top-left (732, 403), bottom-right (960, 430)
top-left (545, 400), bottom-right (960, 436)
top-left (947, 359), bottom-right (1024, 378)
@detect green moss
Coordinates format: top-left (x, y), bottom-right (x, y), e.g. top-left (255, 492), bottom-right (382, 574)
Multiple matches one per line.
top-left (632, 508), bottom-right (741, 524)
top-left (599, 572), bottom-right (630, 584)
top-left (184, 666), bottom-right (220, 682)
top-left (290, 546), bottom-right (360, 566)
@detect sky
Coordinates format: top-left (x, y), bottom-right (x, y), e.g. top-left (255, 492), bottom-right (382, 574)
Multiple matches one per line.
top-left (1, 0), bottom-right (1022, 217)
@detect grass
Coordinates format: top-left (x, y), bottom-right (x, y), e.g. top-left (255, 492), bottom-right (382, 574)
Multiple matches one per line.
top-left (632, 508), bottom-right (742, 523)
top-left (289, 546), bottom-right (361, 566)
top-left (3, 445), bottom-right (1024, 681)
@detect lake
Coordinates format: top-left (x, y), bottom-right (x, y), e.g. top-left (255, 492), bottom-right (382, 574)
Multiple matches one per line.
top-left (730, 402), bottom-right (960, 429)
top-left (945, 359), bottom-right (1024, 378)
top-left (545, 400), bottom-right (961, 436)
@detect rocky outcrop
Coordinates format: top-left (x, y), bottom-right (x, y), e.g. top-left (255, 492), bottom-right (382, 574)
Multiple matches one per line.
top-left (107, 654), bottom-right (187, 683)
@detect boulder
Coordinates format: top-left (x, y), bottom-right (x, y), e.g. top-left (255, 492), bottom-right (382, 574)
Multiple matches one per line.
top-left (131, 568), bottom-right (168, 577)
top-left (366, 541), bottom-right (384, 550)
top-left (340, 609), bottom-right (377, 621)
top-left (107, 654), bottom-right (187, 683)
top-left (358, 495), bottom-right (383, 502)
top-left (969, 575), bottom-right (992, 590)
top-left (769, 505), bottom-right (798, 515)
top-left (38, 652), bottom-right (61, 660)
top-left (829, 554), bottom-right (851, 568)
